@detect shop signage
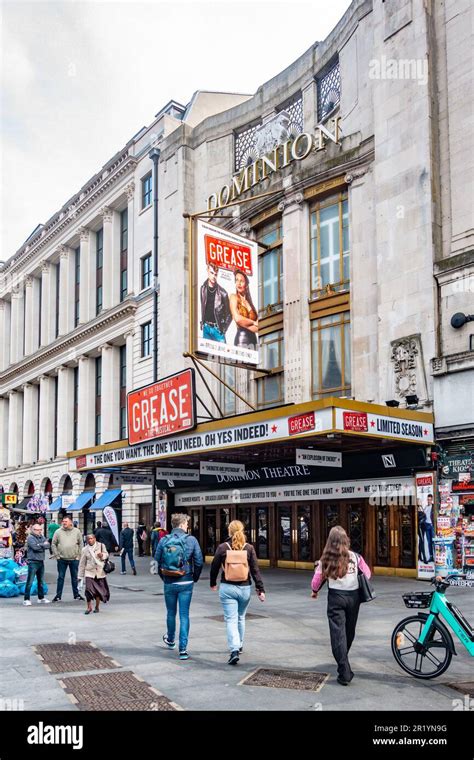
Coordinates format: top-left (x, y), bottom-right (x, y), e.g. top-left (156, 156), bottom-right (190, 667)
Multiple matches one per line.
top-left (175, 476), bottom-right (413, 506)
top-left (295, 449), bottom-right (342, 468)
top-left (127, 369), bottom-right (196, 446)
top-left (71, 408), bottom-right (334, 471)
top-left (200, 461), bottom-right (246, 476)
top-left (382, 454), bottom-right (396, 468)
top-left (155, 468), bottom-right (200, 481)
top-left (196, 220), bottom-right (259, 365)
top-left (110, 473), bottom-right (154, 486)
top-left (289, 412), bottom-right (317, 436)
top-left (61, 495), bottom-right (76, 510)
top-left (441, 454), bottom-right (473, 478)
top-left (0, 493), bottom-right (18, 505)
top-left (336, 409), bottom-right (434, 443)
top-left (206, 117), bottom-right (341, 212)
top-left (452, 480), bottom-right (474, 492)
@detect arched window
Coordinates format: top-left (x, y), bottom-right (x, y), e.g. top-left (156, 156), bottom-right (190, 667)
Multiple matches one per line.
top-left (84, 473), bottom-right (96, 491)
top-left (62, 475), bottom-right (73, 494)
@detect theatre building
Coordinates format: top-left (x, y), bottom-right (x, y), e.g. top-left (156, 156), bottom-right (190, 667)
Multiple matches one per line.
top-left (66, 0), bottom-right (459, 575)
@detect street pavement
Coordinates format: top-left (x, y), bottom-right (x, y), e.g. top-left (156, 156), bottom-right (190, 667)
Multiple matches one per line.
top-left (1, 558), bottom-right (473, 712)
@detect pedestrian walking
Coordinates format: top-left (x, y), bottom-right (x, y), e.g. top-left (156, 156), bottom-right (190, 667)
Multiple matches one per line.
top-left (136, 523), bottom-right (147, 556)
top-left (23, 524), bottom-right (51, 606)
top-left (78, 535), bottom-right (111, 614)
top-left (94, 522), bottom-right (117, 554)
top-left (311, 525), bottom-right (372, 686)
top-left (150, 522), bottom-right (168, 556)
top-left (119, 522), bottom-right (137, 575)
top-left (155, 513), bottom-right (203, 660)
top-left (210, 519), bottom-right (265, 665)
top-left (47, 519), bottom-right (60, 556)
top-left (51, 516), bottom-right (84, 602)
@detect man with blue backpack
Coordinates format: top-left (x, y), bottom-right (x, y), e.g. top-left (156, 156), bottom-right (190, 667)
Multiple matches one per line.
top-left (154, 513), bottom-right (203, 660)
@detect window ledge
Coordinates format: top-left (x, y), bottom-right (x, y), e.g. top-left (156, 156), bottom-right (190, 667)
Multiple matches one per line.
top-left (139, 204), bottom-right (152, 216)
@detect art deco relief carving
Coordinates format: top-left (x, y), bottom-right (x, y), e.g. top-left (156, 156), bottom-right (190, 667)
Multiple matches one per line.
top-left (390, 335), bottom-right (428, 403)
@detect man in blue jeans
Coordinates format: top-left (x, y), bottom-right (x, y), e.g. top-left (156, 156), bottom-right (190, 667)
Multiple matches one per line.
top-left (119, 522), bottom-right (137, 575)
top-left (51, 516), bottom-right (84, 602)
top-left (155, 514), bottom-right (203, 660)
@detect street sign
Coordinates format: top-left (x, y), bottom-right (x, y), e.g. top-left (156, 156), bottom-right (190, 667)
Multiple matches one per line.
top-left (0, 493), bottom-right (18, 505)
top-left (127, 369), bottom-right (196, 445)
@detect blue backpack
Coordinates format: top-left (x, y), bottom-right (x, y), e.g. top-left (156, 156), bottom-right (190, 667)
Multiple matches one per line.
top-left (160, 534), bottom-right (189, 577)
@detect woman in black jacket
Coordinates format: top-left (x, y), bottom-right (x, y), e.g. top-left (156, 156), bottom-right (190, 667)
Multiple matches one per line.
top-left (210, 520), bottom-right (265, 665)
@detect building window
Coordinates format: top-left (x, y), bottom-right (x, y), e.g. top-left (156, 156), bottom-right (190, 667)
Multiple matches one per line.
top-left (96, 228), bottom-right (103, 315)
top-left (256, 330), bottom-right (284, 408)
top-left (119, 345), bottom-right (127, 439)
top-left (310, 193), bottom-right (349, 297)
top-left (120, 209), bottom-right (128, 302)
top-left (55, 264), bottom-right (60, 338)
top-left (141, 322), bottom-right (152, 358)
top-left (73, 366), bottom-right (79, 450)
top-left (74, 246), bottom-right (80, 327)
top-left (257, 218), bottom-right (284, 317)
top-left (141, 173), bottom-right (152, 209)
top-left (141, 253), bottom-right (152, 290)
top-left (95, 356), bottom-right (102, 445)
top-left (220, 364), bottom-right (237, 416)
top-left (317, 57), bottom-right (341, 122)
top-left (311, 312), bottom-right (351, 398)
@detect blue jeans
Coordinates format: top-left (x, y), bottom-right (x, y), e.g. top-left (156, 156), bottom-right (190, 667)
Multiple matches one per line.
top-left (56, 559), bottom-right (79, 598)
top-left (424, 522), bottom-right (434, 561)
top-left (24, 560), bottom-right (45, 601)
top-left (203, 323), bottom-right (225, 343)
top-left (164, 583), bottom-right (194, 651)
top-left (121, 548), bottom-right (135, 572)
top-left (219, 583), bottom-right (252, 652)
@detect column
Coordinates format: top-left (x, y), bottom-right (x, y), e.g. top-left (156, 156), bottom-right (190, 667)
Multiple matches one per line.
top-left (7, 390), bottom-right (23, 468)
top-left (0, 300), bottom-right (11, 372)
top-left (22, 383), bottom-right (39, 464)
top-left (125, 331), bottom-right (135, 392)
top-left (10, 286), bottom-right (24, 364)
top-left (77, 356), bottom-right (95, 448)
top-left (100, 343), bottom-right (120, 443)
top-left (0, 397), bottom-right (9, 470)
top-left (78, 227), bottom-right (95, 323)
top-left (58, 246), bottom-right (75, 336)
top-left (38, 375), bottom-right (55, 461)
top-left (126, 181), bottom-right (135, 295)
top-left (57, 365), bottom-right (74, 455)
top-left (102, 206), bottom-right (119, 310)
top-left (40, 261), bottom-right (58, 346)
top-left (24, 276), bottom-right (41, 355)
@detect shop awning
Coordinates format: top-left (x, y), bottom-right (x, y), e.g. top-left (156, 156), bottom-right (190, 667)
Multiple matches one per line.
top-left (65, 491), bottom-right (95, 512)
top-left (47, 496), bottom-right (63, 512)
top-left (17, 498), bottom-right (31, 510)
top-left (92, 489), bottom-right (122, 511)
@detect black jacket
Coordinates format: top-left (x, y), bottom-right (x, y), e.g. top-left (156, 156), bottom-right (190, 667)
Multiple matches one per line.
top-left (210, 540), bottom-right (264, 593)
top-left (26, 533), bottom-right (50, 562)
top-left (94, 527), bottom-right (116, 552)
top-left (119, 527), bottom-right (134, 550)
top-left (200, 281), bottom-right (232, 335)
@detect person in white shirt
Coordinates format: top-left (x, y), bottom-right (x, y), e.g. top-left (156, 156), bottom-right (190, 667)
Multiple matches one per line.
top-left (311, 525), bottom-right (372, 685)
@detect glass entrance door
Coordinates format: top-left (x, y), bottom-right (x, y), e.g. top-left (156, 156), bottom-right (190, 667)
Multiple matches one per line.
top-left (204, 507), bottom-right (232, 557)
top-left (321, 501), bottom-right (366, 558)
top-left (236, 505), bottom-right (270, 562)
top-left (276, 503), bottom-right (313, 567)
top-left (375, 504), bottom-right (416, 571)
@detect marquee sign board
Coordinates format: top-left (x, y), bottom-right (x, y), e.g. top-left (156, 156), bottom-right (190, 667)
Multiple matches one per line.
top-left (127, 369), bottom-right (196, 446)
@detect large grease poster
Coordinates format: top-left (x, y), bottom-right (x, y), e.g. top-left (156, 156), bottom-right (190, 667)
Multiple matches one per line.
top-left (196, 219), bottom-right (259, 365)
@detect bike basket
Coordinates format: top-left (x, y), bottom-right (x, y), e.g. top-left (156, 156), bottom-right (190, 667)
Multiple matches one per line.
top-left (402, 592), bottom-right (433, 609)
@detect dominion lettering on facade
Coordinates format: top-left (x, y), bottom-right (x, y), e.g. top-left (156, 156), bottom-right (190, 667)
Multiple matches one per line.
top-left (206, 117), bottom-right (341, 212)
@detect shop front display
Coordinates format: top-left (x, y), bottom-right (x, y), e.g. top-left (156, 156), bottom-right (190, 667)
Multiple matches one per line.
top-left (437, 458), bottom-right (474, 576)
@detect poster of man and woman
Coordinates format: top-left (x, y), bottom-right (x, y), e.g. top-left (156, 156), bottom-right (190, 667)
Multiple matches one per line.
top-left (196, 220), bottom-right (259, 366)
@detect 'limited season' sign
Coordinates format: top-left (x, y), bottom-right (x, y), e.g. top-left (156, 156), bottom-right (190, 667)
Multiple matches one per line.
top-left (127, 369), bottom-right (196, 445)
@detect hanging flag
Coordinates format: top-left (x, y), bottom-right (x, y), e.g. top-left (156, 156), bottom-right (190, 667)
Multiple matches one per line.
top-left (103, 506), bottom-right (120, 545)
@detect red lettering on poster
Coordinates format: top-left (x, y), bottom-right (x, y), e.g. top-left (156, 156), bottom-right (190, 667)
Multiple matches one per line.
top-left (343, 412), bottom-right (368, 432)
top-left (205, 234), bottom-right (252, 275)
top-left (416, 476), bottom-right (433, 487)
top-left (76, 455), bottom-right (87, 470)
top-left (288, 412), bottom-right (316, 436)
top-left (127, 369), bottom-right (196, 445)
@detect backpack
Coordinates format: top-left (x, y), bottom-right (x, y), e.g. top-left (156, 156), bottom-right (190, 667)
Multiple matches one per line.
top-left (224, 542), bottom-right (249, 582)
top-left (160, 534), bottom-right (189, 577)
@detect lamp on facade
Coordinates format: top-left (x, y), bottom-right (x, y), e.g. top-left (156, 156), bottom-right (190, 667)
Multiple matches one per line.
top-left (450, 312), bottom-right (474, 328)
top-left (406, 395), bottom-right (419, 408)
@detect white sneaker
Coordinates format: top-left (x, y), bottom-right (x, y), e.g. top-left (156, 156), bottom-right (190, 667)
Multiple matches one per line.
top-left (120, 571), bottom-right (126, 575)
top-left (23, 600), bottom-right (32, 606)
top-left (37, 598), bottom-right (51, 604)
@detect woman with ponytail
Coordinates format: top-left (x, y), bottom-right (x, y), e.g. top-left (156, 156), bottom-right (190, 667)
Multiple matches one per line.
top-left (210, 520), bottom-right (265, 665)
top-left (311, 525), bottom-right (371, 685)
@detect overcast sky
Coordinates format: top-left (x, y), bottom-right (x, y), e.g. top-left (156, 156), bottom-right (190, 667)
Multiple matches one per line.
top-left (1, 0), bottom-right (351, 259)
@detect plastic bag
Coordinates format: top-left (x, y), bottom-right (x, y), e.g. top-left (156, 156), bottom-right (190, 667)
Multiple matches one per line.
top-left (0, 580), bottom-right (20, 597)
top-left (13, 566), bottom-right (28, 585)
top-left (0, 558), bottom-right (18, 584)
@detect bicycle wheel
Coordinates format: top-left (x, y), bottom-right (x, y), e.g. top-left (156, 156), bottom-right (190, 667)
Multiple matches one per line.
top-left (391, 614), bottom-right (452, 679)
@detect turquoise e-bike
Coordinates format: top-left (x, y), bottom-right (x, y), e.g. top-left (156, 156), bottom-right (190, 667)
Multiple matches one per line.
top-left (391, 575), bottom-right (474, 679)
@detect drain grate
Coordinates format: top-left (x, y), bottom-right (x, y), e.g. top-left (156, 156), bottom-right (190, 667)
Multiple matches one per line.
top-left (206, 613), bottom-right (267, 622)
top-left (59, 671), bottom-right (181, 711)
top-left (33, 642), bottom-right (119, 674)
top-left (448, 682), bottom-right (474, 698)
top-left (240, 668), bottom-right (328, 692)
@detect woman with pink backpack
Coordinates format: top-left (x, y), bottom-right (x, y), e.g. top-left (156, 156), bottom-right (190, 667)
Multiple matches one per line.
top-left (210, 520), bottom-right (265, 665)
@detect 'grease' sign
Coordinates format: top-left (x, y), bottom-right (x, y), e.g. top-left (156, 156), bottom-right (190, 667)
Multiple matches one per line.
top-left (127, 369), bottom-right (196, 445)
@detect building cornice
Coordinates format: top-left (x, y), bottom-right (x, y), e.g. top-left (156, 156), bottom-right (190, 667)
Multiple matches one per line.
top-left (0, 299), bottom-right (137, 392)
top-left (431, 351), bottom-right (474, 376)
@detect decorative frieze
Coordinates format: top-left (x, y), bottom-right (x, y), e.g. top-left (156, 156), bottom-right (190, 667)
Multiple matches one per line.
top-left (390, 335), bottom-right (429, 403)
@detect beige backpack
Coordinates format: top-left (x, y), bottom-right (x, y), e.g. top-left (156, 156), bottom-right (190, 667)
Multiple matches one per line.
top-left (224, 542), bottom-right (249, 581)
